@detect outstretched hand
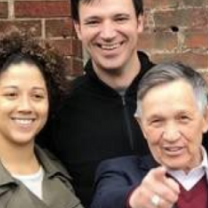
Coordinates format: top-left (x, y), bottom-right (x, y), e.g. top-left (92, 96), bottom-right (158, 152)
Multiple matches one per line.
top-left (129, 166), bottom-right (180, 208)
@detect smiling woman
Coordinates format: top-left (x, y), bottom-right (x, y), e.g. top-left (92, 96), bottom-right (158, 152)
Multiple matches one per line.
top-left (0, 61), bottom-right (49, 145)
top-left (0, 32), bottom-right (84, 208)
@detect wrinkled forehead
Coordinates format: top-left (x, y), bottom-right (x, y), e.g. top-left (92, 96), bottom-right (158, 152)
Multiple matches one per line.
top-left (144, 79), bottom-right (194, 99)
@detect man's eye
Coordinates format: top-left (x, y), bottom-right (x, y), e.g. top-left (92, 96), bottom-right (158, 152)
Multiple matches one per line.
top-left (85, 20), bottom-right (99, 26)
top-left (116, 17), bottom-right (128, 22)
top-left (150, 119), bottom-right (163, 127)
top-left (4, 93), bottom-right (17, 99)
top-left (179, 115), bottom-right (190, 122)
top-left (152, 119), bottom-right (161, 124)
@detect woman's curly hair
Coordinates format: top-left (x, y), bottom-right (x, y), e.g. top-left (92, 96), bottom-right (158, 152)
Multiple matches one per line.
top-left (0, 31), bottom-right (69, 117)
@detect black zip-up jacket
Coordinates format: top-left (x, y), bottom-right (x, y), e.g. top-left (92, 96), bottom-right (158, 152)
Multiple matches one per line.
top-left (38, 51), bottom-right (154, 207)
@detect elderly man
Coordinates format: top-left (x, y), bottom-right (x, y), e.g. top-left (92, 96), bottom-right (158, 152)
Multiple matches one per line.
top-left (90, 63), bottom-right (208, 208)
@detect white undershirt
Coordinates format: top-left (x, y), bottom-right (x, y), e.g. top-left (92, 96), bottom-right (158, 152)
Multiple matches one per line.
top-left (168, 147), bottom-right (208, 191)
top-left (12, 166), bottom-right (44, 199)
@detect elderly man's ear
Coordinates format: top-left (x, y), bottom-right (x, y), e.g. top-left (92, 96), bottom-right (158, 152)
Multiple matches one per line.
top-left (136, 117), bottom-right (148, 141)
top-left (203, 106), bottom-right (208, 133)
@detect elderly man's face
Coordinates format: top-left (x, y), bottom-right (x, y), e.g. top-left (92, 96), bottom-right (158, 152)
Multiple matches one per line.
top-left (138, 79), bottom-right (208, 172)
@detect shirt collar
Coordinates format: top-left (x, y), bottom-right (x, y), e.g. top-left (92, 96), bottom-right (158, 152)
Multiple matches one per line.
top-left (168, 146), bottom-right (208, 191)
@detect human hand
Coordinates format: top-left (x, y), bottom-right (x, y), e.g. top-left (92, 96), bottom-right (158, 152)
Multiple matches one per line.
top-left (129, 166), bottom-right (180, 208)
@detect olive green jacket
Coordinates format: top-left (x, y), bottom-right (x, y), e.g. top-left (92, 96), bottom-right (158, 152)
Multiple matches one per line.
top-left (0, 146), bottom-right (84, 208)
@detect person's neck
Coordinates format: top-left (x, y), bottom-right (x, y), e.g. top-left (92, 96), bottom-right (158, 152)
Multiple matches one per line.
top-left (93, 56), bottom-right (141, 90)
top-left (0, 139), bottom-right (40, 175)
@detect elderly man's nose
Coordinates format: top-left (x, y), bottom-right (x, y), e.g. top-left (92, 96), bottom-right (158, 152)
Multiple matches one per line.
top-left (163, 125), bottom-right (180, 141)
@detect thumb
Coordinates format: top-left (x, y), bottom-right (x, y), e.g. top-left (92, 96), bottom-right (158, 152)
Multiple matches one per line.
top-left (153, 166), bottom-right (168, 181)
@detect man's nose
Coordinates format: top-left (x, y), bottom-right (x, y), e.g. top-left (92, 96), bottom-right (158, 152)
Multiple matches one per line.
top-left (162, 124), bottom-right (181, 142)
top-left (100, 21), bottom-right (116, 40)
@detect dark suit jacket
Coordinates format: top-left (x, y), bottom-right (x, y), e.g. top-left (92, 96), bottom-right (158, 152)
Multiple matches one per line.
top-left (90, 155), bottom-right (160, 208)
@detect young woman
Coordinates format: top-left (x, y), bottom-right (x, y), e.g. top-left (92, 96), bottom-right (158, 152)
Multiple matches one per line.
top-left (0, 32), bottom-right (84, 208)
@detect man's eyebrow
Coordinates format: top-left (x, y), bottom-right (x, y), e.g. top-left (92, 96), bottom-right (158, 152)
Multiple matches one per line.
top-left (84, 15), bottom-right (100, 20)
top-left (114, 13), bottom-right (130, 17)
top-left (146, 115), bottom-right (163, 121)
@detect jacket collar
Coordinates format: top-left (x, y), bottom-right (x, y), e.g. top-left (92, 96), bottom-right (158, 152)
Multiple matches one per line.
top-left (139, 155), bottom-right (159, 171)
top-left (34, 145), bottom-right (71, 181)
top-left (0, 146), bottom-right (71, 194)
top-left (0, 161), bottom-right (16, 187)
top-left (84, 51), bottom-right (154, 96)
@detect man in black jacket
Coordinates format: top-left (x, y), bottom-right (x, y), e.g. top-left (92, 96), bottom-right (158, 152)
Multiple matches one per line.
top-left (38, 0), bottom-right (154, 206)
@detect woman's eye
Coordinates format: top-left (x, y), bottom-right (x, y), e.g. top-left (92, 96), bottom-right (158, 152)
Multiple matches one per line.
top-left (33, 94), bottom-right (44, 100)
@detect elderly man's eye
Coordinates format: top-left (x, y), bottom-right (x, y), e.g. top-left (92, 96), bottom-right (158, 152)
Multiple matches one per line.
top-left (150, 119), bottom-right (163, 127)
top-left (179, 115), bottom-right (190, 122)
top-left (4, 92), bottom-right (17, 99)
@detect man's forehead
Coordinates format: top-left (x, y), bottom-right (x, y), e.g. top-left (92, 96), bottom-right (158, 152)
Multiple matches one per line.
top-left (79, 0), bottom-right (103, 6)
top-left (141, 79), bottom-right (192, 99)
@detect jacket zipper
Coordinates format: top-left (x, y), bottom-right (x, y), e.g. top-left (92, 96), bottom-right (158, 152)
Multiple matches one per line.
top-left (121, 95), bottom-right (134, 150)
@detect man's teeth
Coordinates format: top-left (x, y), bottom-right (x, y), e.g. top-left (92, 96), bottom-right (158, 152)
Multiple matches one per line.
top-left (165, 147), bottom-right (182, 152)
top-left (101, 43), bottom-right (120, 50)
top-left (13, 119), bottom-right (33, 125)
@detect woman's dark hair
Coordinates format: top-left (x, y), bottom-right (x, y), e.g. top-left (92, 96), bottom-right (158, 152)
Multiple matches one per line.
top-left (0, 31), bottom-right (69, 117)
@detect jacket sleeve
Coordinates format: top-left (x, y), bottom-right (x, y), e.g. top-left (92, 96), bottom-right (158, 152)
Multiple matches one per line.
top-left (90, 158), bottom-right (137, 208)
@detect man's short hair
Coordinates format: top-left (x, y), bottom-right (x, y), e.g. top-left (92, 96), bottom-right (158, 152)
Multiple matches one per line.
top-left (136, 62), bottom-right (208, 117)
top-left (71, 0), bottom-right (143, 22)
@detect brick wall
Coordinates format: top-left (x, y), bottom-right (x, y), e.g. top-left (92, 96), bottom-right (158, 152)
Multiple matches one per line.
top-left (0, 0), bottom-right (83, 78)
top-left (141, 0), bottom-right (208, 74)
top-left (0, 0), bottom-right (207, 78)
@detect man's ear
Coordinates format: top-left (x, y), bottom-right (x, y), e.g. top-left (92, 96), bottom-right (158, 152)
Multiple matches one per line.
top-left (137, 15), bottom-right (144, 33)
top-left (202, 106), bottom-right (208, 133)
top-left (135, 116), bottom-right (148, 140)
top-left (73, 21), bottom-right (82, 40)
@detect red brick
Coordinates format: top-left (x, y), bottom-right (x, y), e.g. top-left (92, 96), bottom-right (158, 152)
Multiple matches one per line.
top-left (15, 1), bottom-right (70, 18)
top-left (65, 58), bottom-right (84, 77)
top-left (201, 72), bottom-right (208, 84)
top-left (151, 52), bottom-right (208, 69)
top-left (144, 0), bottom-right (180, 10)
top-left (0, 2), bottom-right (8, 18)
top-left (0, 20), bottom-right (41, 36)
top-left (49, 39), bottom-right (82, 57)
top-left (154, 8), bottom-right (208, 29)
top-left (138, 31), bottom-right (178, 52)
top-left (184, 31), bottom-right (208, 49)
top-left (46, 18), bottom-right (76, 38)
top-left (0, 0), bottom-right (205, 74)
top-left (182, 0), bottom-right (207, 7)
